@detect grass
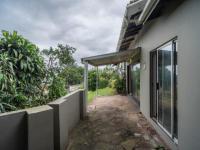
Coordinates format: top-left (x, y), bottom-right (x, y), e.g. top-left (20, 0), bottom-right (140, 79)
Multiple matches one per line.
top-left (88, 87), bottom-right (116, 103)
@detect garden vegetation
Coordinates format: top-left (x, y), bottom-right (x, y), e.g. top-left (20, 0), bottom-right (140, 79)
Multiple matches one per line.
top-left (0, 31), bottom-right (83, 113)
top-left (88, 66), bottom-right (126, 94)
top-left (0, 31), bottom-right (126, 113)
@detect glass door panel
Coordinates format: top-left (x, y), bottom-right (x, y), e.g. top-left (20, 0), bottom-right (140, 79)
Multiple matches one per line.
top-left (157, 43), bottom-right (173, 134)
top-left (131, 64), bottom-right (140, 99)
top-left (150, 39), bottom-right (178, 141)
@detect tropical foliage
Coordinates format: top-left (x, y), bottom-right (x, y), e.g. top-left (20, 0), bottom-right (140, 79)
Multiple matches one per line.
top-left (48, 77), bottom-right (66, 100)
top-left (59, 65), bottom-right (84, 88)
top-left (0, 30), bottom-right (45, 112)
top-left (0, 30), bottom-right (127, 113)
top-left (112, 75), bottom-right (126, 94)
top-left (41, 44), bottom-right (76, 100)
top-left (0, 31), bottom-right (84, 113)
top-left (88, 66), bottom-right (126, 94)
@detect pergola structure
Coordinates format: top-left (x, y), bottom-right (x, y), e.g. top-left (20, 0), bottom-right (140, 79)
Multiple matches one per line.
top-left (81, 47), bottom-right (141, 102)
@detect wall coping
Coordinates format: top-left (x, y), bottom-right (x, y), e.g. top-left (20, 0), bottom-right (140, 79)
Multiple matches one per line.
top-left (49, 89), bottom-right (84, 105)
top-left (26, 105), bottom-right (53, 114)
top-left (0, 109), bottom-right (26, 117)
top-left (0, 89), bottom-right (84, 116)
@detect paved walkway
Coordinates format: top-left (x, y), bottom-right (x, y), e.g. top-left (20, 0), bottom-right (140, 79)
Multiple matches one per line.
top-left (67, 95), bottom-right (168, 150)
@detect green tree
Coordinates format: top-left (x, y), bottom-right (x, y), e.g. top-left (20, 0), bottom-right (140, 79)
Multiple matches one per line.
top-left (113, 75), bottom-right (126, 94)
top-left (0, 30), bottom-right (45, 112)
top-left (48, 77), bottom-right (66, 100)
top-left (0, 30), bottom-right (84, 112)
top-left (88, 69), bottom-right (97, 91)
top-left (41, 44), bottom-right (76, 99)
top-left (60, 65), bottom-right (84, 88)
top-left (88, 66), bottom-right (118, 91)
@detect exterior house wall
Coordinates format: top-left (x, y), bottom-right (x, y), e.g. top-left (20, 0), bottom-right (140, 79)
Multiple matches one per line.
top-left (133, 0), bottom-right (200, 149)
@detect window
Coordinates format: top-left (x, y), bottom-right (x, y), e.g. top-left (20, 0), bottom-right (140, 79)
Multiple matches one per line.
top-left (131, 63), bottom-right (140, 99)
top-left (150, 39), bottom-right (178, 142)
top-left (127, 63), bottom-right (140, 103)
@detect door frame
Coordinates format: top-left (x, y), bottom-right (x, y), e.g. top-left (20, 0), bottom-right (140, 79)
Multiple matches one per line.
top-left (150, 37), bottom-right (178, 143)
top-left (150, 50), bottom-right (157, 120)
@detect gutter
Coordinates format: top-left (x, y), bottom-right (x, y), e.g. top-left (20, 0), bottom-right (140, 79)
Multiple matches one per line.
top-left (137, 0), bottom-right (160, 25)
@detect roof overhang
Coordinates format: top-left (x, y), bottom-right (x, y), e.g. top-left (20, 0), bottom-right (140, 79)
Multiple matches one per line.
top-left (82, 47), bottom-right (141, 66)
top-left (117, 0), bottom-right (161, 52)
top-left (117, 0), bottom-right (147, 51)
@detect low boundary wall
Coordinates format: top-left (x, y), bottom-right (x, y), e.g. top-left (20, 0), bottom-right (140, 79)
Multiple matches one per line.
top-left (0, 89), bottom-right (86, 150)
top-left (49, 90), bottom-right (85, 150)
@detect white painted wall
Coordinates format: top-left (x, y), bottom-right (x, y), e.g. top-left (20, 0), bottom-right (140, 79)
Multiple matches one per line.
top-left (133, 0), bottom-right (200, 149)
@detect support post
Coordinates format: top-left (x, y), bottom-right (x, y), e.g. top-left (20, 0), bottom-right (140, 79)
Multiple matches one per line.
top-left (96, 66), bottom-right (99, 96)
top-left (125, 62), bottom-right (128, 94)
top-left (83, 62), bottom-right (88, 117)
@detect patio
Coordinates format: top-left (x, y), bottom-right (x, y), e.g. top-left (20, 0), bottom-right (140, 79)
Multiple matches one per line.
top-left (67, 95), bottom-right (168, 150)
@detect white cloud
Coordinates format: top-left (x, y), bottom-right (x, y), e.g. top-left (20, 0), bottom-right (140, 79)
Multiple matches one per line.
top-left (0, 0), bottom-right (128, 64)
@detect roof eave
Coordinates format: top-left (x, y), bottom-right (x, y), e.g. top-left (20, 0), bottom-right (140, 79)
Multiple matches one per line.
top-left (117, 0), bottom-right (160, 52)
top-left (82, 47), bottom-right (141, 66)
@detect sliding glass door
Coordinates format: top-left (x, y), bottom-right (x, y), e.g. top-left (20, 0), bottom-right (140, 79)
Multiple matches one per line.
top-left (150, 39), bottom-right (178, 142)
top-left (157, 42), bottom-right (173, 135)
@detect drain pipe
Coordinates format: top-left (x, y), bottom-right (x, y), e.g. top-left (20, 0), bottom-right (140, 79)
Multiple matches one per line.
top-left (137, 0), bottom-right (160, 25)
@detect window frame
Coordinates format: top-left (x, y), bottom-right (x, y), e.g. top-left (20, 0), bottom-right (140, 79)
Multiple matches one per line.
top-left (150, 37), bottom-right (178, 144)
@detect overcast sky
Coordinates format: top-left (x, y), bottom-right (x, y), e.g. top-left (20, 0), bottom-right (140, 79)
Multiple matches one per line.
top-left (0, 0), bottom-right (128, 64)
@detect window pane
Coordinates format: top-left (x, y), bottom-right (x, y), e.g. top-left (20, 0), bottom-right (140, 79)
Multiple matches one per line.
top-left (131, 63), bottom-right (140, 99)
top-left (158, 43), bottom-right (172, 133)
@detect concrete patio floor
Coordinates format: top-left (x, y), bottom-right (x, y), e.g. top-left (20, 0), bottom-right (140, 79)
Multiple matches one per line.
top-left (67, 95), bottom-right (168, 150)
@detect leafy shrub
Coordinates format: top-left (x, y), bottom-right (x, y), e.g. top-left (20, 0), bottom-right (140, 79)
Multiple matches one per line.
top-left (0, 31), bottom-right (83, 113)
top-left (108, 79), bottom-right (116, 89)
top-left (88, 70), bottom-right (96, 91)
top-left (49, 77), bottom-right (66, 100)
top-left (88, 67), bottom-right (122, 92)
top-left (113, 76), bottom-right (126, 94)
top-left (41, 44), bottom-right (78, 92)
top-left (99, 77), bottom-right (108, 89)
top-left (0, 92), bottom-right (17, 112)
top-left (0, 30), bottom-right (45, 112)
top-left (59, 65), bottom-right (84, 88)
top-left (88, 69), bottom-right (112, 91)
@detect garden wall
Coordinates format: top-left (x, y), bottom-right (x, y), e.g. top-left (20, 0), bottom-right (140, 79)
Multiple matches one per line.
top-left (49, 90), bottom-right (85, 150)
top-left (0, 110), bottom-right (27, 150)
top-left (0, 89), bottom-right (86, 150)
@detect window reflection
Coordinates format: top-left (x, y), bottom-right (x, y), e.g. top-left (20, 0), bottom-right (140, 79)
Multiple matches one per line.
top-left (131, 63), bottom-right (140, 100)
top-left (158, 43), bottom-right (172, 133)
